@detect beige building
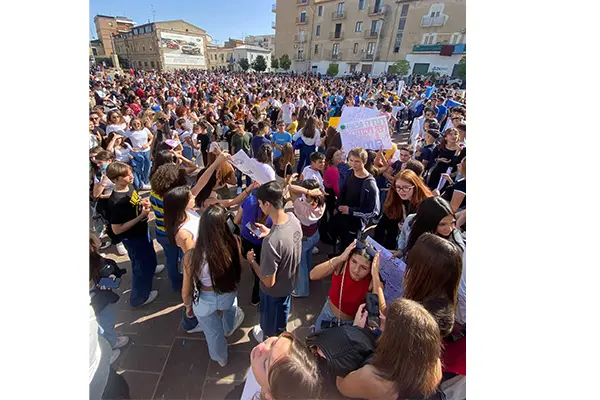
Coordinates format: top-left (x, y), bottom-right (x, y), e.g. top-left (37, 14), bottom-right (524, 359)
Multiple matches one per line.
top-left (273, 0), bottom-right (465, 76)
top-left (244, 34), bottom-right (276, 53)
top-left (112, 20), bottom-right (210, 71)
top-left (94, 15), bottom-right (136, 56)
top-left (207, 45), bottom-right (235, 71)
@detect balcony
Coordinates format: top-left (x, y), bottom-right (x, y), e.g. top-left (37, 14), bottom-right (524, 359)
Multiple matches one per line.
top-left (364, 30), bottom-right (380, 39)
top-left (329, 31), bottom-right (344, 40)
top-left (412, 43), bottom-right (466, 54)
top-left (272, 3), bottom-right (276, 12)
top-left (271, 21), bottom-right (276, 29)
top-left (294, 33), bottom-right (310, 42)
top-left (362, 53), bottom-right (375, 61)
top-left (368, 5), bottom-right (385, 17)
top-left (331, 11), bottom-right (346, 20)
top-left (297, 0), bottom-right (308, 5)
top-left (296, 16), bottom-right (309, 25)
top-left (421, 14), bottom-right (448, 27)
top-left (331, 52), bottom-right (340, 60)
top-left (295, 55), bottom-right (305, 61)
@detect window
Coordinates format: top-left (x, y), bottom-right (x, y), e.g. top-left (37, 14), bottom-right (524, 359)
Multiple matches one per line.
top-left (359, 0), bottom-right (366, 10)
top-left (393, 33), bottom-right (403, 52)
top-left (151, 61), bottom-right (155, 68)
top-left (401, 4), bottom-right (409, 17)
top-left (318, 5), bottom-right (323, 17)
top-left (398, 18), bottom-right (406, 31)
top-left (332, 43), bottom-right (339, 55)
top-left (366, 42), bottom-right (375, 55)
top-left (314, 44), bottom-right (319, 55)
top-left (370, 20), bottom-right (380, 34)
top-left (300, 11), bottom-right (306, 23)
top-left (428, 3), bottom-right (445, 17)
top-left (422, 33), bottom-right (438, 44)
top-left (144, 61), bottom-right (148, 67)
top-left (450, 33), bottom-right (462, 44)
top-left (143, 46), bottom-right (146, 51)
top-left (337, 2), bottom-right (345, 14)
top-left (316, 25), bottom-right (321, 36)
top-left (353, 42), bottom-right (358, 54)
top-left (355, 21), bottom-right (362, 32)
top-left (92, 48), bottom-right (98, 56)
top-left (298, 48), bottom-right (304, 59)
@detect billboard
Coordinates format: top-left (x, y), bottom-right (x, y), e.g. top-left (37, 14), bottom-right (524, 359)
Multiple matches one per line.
top-left (159, 31), bottom-right (205, 67)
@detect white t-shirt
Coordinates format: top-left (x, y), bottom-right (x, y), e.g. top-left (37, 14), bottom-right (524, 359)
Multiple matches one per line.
top-left (114, 143), bottom-right (133, 162)
top-left (252, 161), bottom-right (277, 182)
top-left (301, 166), bottom-right (324, 189)
top-left (106, 123), bottom-right (127, 136)
top-left (124, 128), bottom-right (152, 152)
top-left (293, 128), bottom-right (321, 147)
top-left (89, 134), bottom-right (99, 149)
top-left (281, 103), bottom-right (295, 124)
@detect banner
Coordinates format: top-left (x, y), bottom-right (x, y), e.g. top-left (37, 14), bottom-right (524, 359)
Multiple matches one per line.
top-left (229, 150), bottom-right (273, 184)
top-left (366, 237), bottom-right (406, 304)
top-left (338, 106), bottom-right (379, 129)
top-left (339, 115), bottom-right (393, 150)
top-left (159, 31), bottom-right (206, 67)
top-left (425, 85), bottom-right (435, 99)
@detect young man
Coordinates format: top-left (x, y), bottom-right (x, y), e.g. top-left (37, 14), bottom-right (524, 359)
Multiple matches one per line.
top-left (245, 181), bottom-right (302, 342)
top-left (434, 96), bottom-right (449, 129)
top-left (300, 152), bottom-right (326, 190)
top-left (251, 121), bottom-right (271, 158)
top-left (280, 96), bottom-right (295, 126)
top-left (231, 121), bottom-right (252, 194)
top-left (333, 147), bottom-right (380, 251)
top-left (286, 112), bottom-right (298, 135)
top-left (106, 162), bottom-right (164, 308)
top-left (410, 107), bottom-right (437, 145)
top-left (380, 146), bottom-right (414, 184)
top-left (271, 120), bottom-right (292, 159)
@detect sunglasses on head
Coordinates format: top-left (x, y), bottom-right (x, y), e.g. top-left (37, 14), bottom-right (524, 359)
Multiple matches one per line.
top-left (355, 240), bottom-right (377, 259)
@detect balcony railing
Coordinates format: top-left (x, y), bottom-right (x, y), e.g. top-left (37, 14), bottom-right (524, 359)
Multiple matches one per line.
top-left (329, 31), bottom-right (344, 40)
top-left (295, 55), bottom-right (305, 61)
top-left (331, 11), bottom-right (346, 20)
top-left (294, 33), bottom-right (310, 42)
top-left (331, 52), bottom-right (340, 60)
top-left (421, 15), bottom-right (448, 27)
top-left (297, 0), bottom-right (308, 5)
top-left (271, 21), bottom-right (276, 29)
top-left (296, 16), bottom-right (309, 25)
top-left (368, 5), bottom-right (385, 17)
top-left (272, 3), bottom-right (276, 12)
top-left (412, 43), bottom-right (466, 54)
top-left (364, 30), bottom-right (379, 39)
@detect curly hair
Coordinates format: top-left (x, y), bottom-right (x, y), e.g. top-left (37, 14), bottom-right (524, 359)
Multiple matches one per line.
top-left (150, 164), bottom-right (187, 197)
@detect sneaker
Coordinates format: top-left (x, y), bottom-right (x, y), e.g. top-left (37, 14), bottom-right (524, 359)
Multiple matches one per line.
top-left (113, 336), bottom-right (130, 349)
top-left (225, 308), bottom-right (245, 337)
top-left (141, 290), bottom-right (158, 306)
top-left (100, 240), bottom-right (112, 250)
top-left (186, 324), bottom-right (204, 334)
top-left (154, 264), bottom-right (165, 274)
top-left (141, 183), bottom-right (151, 190)
top-left (312, 247), bottom-right (320, 255)
top-left (236, 187), bottom-right (243, 195)
top-left (251, 324), bottom-right (264, 343)
top-left (110, 349), bottom-right (121, 364)
top-left (217, 359), bottom-right (228, 367)
top-left (116, 242), bottom-right (127, 255)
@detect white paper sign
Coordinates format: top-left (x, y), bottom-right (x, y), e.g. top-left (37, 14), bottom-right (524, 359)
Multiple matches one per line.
top-left (366, 236), bottom-right (407, 303)
top-left (229, 150), bottom-right (273, 184)
top-left (339, 115), bottom-right (393, 150)
top-left (397, 80), bottom-right (405, 95)
top-left (338, 106), bottom-right (380, 130)
top-left (436, 167), bottom-right (454, 192)
top-left (241, 367), bottom-right (260, 400)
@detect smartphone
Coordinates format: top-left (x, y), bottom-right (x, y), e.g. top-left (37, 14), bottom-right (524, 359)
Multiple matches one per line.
top-left (98, 277), bottom-right (121, 290)
top-left (365, 293), bottom-right (380, 329)
top-left (245, 222), bottom-right (262, 237)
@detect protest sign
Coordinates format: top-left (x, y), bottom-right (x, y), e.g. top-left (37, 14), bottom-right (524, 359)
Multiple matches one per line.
top-left (338, 106), bottom-right (380, 129)
top-left (328, 116), bottom-right (340, 128)
top-left (229, 150), bottom-right (273, 184)
top-left (425, 85), bottom-right (435, 99)
top-left (397, 80), bottom-right (405, 95)
top-left (339, 115), bottom-right (393, 150)
top-left (436, 167), bottom-right (454, 192)
top-left (366, 237), bottom-right (406, 303)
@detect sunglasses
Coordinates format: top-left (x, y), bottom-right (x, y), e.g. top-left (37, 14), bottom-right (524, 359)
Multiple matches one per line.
top-left (355, 240), bottom-right (377, 259)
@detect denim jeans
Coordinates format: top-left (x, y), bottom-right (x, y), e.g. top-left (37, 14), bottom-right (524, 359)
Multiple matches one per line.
top-left (122, 229), bottom-right (157, 307)
top-left (192, 290), bottom-right (240, 364)
top-left (130, 151), bottom-right (151, 190)
top-left (236, 168), bottom-right (252, 188)
top-left (297, 143), bottom-right (316, 174)
top-left (182, 145), bottom-right (194, 161)
top-left (293, 231), bottom-right (320, 297)
top-left (314, 300), bottom-right (354, 332)
top-left (156, 234), bottom-right (183, 291)
top-left (96, 302), bottom-right (117, 347)
top-left (259, 290), bottom-right (291, 338)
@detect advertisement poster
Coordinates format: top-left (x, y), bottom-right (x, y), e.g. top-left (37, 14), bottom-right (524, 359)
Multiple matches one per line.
top-left (159, 31), bottom-right (205, 67)
top-left (339, 115), bottom-right (392, 150)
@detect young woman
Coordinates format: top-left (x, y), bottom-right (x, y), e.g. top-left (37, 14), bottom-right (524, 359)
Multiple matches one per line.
top-left (373, 169), bottom-right (433, 250)
top-left (439, 157), bottom-right (466, 212)
top-left (427, 128), bottom-right (462, 190)
top-left (293, 116), bottom-right (322, 173)
top-left (273, 142), bottom-right (294, 183)
top-left (105, 132), bottom-right (133, 164)
top-left (125, 118), bottom-right (154, 190)
top-left (253, 144), bottom-right (277, 183)
top-left (182, 204), bottom-right (245, 367)
top-left (310, 240), bottom-right (378, 331)
top-left (105, 111), bottom-right (127, 136)
top-left (396, 196), bottom-right (465, 259)
top-left (120, 105), bottom-right (134, 125)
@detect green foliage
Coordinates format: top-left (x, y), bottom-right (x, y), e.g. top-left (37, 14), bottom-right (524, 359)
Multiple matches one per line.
top-left (252, 55), bottom-right (267, 72)
top-left (279, 54), bottom-right (291, 70)
top-left (238, 57), bottom-right (250, 71)
top-left (271, 57), bottom-right (279, 69)
top-left (455, 56), bottom-right (466, 80)
top-left (326, 63), bottom-right (339, 77)
top-left (388, 60), bottom-right (410, 76)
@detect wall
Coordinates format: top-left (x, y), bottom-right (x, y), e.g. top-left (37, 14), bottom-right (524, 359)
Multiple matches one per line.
top-left (405, 53), bottom-right (463, 76)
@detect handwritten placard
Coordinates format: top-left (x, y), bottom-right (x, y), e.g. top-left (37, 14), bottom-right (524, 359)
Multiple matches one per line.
top-left (229, 150), bottom-right (273, 184)
top-left (338, 106), bottom-right (380, 129)
top-left (339, 115), bottom-right (393, 150)
top-left (366, 236), bottom-right (406, 304)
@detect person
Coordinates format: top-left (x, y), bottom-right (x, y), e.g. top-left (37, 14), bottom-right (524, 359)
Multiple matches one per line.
top-left (273, 142), bottom-right (294, 183)
top-left (439, 157), bottom-right (466, 212)
top-left (286, 112), bottom-right (299, 135)
top-left (124, 118), bottom-right (154, 190)
top-left (300, 151), bottom-right (326, 190)
top-left (427, 128), bottom-right (462, 190)
top-left (293, 116), bottom-right (322, 173)
top-left (253, 144), bottom-right (277, 183)
top-left (373, 169), bottom-right (433, 250)
top-left (176, 118), bottom-right (196, 161)
top-left (182, 204), bottom-right (246, 367)
top-left (396, 196), bottom-right (465, 259)
top-left (309, 240), bottom-right (377, 331)
top-left (231, 121), bottom-right (252, 194)
top-left (245, 181), bottom-right (302, 343)
top-left (403, 158), bottom-right (426, 177)
top-left (416, 129), bottom-right (440, 172)
top-left (271, 120), bottom-right (293, 159)
top-left (106, 161), bottom-right (164, 308)
top-left (251, 121), bottom-right (271, 158)
top-left (90, 118), bottom-right (102, 149)
top-left (332, 147), bottom-right (380, 252)
top-left (280, 96), bottom-right (295, 126)
top-left (105, 110), bottom-right (128, 137)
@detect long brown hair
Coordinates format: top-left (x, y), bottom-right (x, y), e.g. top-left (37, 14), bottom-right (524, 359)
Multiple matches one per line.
top-left (370, 298), bottom-right (442, 399)
top-left (277, 142), bottom-right (294, 172)
top-left (403, 233), bottom-right (462, 336)
top-left (302, 116), bottom-right (317, 139)
top-left (384, 169), bottom-right (432, 220)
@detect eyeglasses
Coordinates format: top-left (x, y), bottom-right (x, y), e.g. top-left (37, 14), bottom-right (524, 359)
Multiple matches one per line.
top-left (395, 185), bottom-right (414, 192)
top-left (91, 117), bottom-right (99, 121)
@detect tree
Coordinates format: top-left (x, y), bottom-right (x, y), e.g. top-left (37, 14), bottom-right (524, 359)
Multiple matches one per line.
top-left (271, 57), bottom-right (279, 70)
top-left (238, 57), bottom-right (250, 71)
top-left (326, 63), bottom-right (339, 77)
top-left (252, 55), bottom-right (267, 72)
top-left (455, 56), bottom-right (466, 80)
top-left (388, 60), bottom-right (410, 76)
top-left (279, 54), bottom-right (291, 71)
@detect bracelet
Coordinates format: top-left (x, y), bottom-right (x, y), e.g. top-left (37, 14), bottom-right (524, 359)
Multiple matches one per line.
top-left (328, 258), bottom-right (335, 271)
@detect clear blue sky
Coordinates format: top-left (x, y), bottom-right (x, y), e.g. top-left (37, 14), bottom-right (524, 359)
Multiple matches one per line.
top-left (89, 0), bottom-right (274, 45)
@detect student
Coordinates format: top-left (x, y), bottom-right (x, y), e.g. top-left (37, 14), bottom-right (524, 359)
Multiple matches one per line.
top-left (195, 122), bottom-right (212, 167)
top-left (293, 116), bottom-right (322, 173)
top-left (245, 181), bottom-right (302, 343)
top-left (439, 157), bottom-right (466, 212)
top-left (125, 118), bottom-right (154, 190)
top-left (106, 162), bottom-right (164, 308)
top-left (176, 118), bottom-right (196, 161)
top-left (379, 146), bottom-right (413, 185)
top-left (231, 121), bottom-right (252, 194)
top-left (410, 107), bottom-right (436, 145)
top-left (273, 142), bottom-right (294, 183)
top-left (300, 151), bottom-right (326, 190)
top-left (416, 129), bottom-right (440, 171)
top-left (271, 120), bottom-right (292, 159)
top-left (251, 121), bottom-right (271, 158)
top-left (280, 97), bottom-right (296, 126)
top-left (427, 128), bottom-right (462, 190)
top-left (403, 158), bottom-right (426, 177)
top-left (253, 144), bottom-right (277, 183)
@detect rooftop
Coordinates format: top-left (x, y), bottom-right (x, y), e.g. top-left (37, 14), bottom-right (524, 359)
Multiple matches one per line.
top-left (233, 45), bottom-right (272, 52)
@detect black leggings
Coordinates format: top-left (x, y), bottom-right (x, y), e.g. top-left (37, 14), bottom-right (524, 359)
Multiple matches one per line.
top-left (102, 366), bottom-right (130, 399)
top-left (241, 236), bottom-right (262, 304)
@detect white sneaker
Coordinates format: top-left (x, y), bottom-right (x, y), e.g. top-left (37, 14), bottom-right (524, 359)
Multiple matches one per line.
top-left (154, 264), bottom-right (165, 274)
top-left (225, 308), bottom-right (245, 337)
top-left (141, 290), bottom-right (158, 306)
top-left (312, 247), bottom-right (320, 255)
top-left (251, 324), bottom-right (264, 343)
top-left (110, 349), bottom-right (121, 364)
top-left (141, 183), bottom-right (151, 190)
top-left (217, 359), bottom-right (228, 367)
top-left (186, 324), bottom-right (204, 334)
top-left (116, 242), bottom-right (127, 255)
top-left (100, 240), bottom-right (112, 250)
top-left (113, 336), bottom-right (130, 349)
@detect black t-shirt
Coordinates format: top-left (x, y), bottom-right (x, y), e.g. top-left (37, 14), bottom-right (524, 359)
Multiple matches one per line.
top-left (273, 157), bottom-right (293, 178)
top-left (342, 174), bottom-right (366, 208)
top-left (197, 132), bottom-right (210, 154)
top-left (442, 178), bottom-right (466, 210)
top-left (108, 186), bottom-right (148, 240)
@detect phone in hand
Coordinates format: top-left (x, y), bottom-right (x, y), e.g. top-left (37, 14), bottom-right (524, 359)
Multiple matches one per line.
top-left (245, 222), bottom-right (262, 237)
top-left (365, 293), bottom-right (380, 329)
top-left (98, 277), bottom-right (121, 290)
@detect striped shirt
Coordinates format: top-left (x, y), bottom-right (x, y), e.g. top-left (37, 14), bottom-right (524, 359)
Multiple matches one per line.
top-left (149, 191), bottom-right (166, 236)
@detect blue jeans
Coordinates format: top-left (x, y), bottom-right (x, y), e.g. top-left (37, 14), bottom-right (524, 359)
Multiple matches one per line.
top-left (122, 229), bottom-right (157, 307)
top-left (259, 290), bottom-right (291, 338)
top-left (236, 168), bottom-right (252, 188)
top-left (293, 231), bottom-right (320, 297)
top-left (182, 145), bottom-right (194, 160)
top-left (297, 143), bottom-right (316, 174)
top-left (130, 151), bottom-right (151, 190)
top-left (314, 300), bottom-right (354, 332)
top-left (156, 234), bottom-right (183, 291)
top-left (96, 303), bottom-right (117, 347)
top-left (192, 290), bottom-right (239, 364)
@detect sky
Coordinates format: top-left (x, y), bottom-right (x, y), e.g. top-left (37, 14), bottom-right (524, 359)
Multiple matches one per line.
top-left (89, 0), bottom-right (274, 45)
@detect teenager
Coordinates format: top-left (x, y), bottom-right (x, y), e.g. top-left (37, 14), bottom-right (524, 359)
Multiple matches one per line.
top-left (439, 157), bottom-right (467, 212)
top-left (231, 121), bottom-right (253, 194)
top-left (300, 151), bottom-right (326, 190)
top-left (125, 118), bottom-right (154, 190)
top-left (251, 121), bottom-right (271, 158)
top-left (427, 128), bottom-right (462, 190)
top-left (416, 129), bottom-right (440, 172)
top-left (293, 116), bottom-right (322, 173)
top-left (271, 120), bottom-right (293, 159)
top-left (273, 142), bottom-right (294, 183)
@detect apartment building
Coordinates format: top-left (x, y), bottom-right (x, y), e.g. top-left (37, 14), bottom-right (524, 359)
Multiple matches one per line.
top-left (244, 34), bottom-right (276, 53)
top-left (207, 45), bottom-right (235, 71)
top-left (94, 15), bottom-right (136, 56)
top-left (273, 0), bottom-right (465, 77)
top-left (232, 45), bottom-right (273, 72)
top-left (112, 20), bottom-right (210, 71)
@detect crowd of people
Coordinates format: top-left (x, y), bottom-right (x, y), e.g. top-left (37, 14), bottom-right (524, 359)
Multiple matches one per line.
top-left (88, 67), bottom-right (466, 400)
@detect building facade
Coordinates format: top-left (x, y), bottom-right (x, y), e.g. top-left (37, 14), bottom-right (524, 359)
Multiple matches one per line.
top-left (273, 0), bottom-right (465, 76)
top-left (232, 45), bottom-right (273, 72)
top-left (244, 34), bottom-right (276, 53)
top-left (207, 45), bottom-right (235, 71)
top-left (94, 15), bottom-right (136, 56)
top-left (112, 20), bottom-right (210, 71)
